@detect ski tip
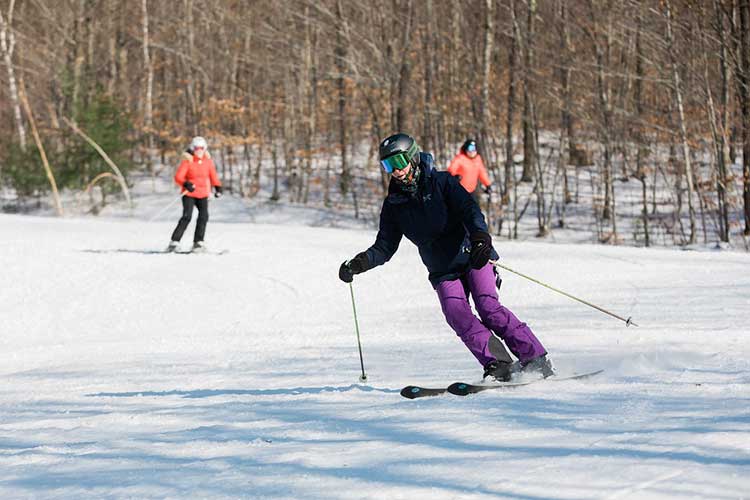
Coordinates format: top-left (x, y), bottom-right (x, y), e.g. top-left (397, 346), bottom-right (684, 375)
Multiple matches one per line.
top-left (447, 382), bottom-right (471, 396)
top-left (399, 385), bottom-right (448, 399)
top-left (400, 386), bottom-right (423, 399)
top-left (580, 369), bottom-right (605, 378)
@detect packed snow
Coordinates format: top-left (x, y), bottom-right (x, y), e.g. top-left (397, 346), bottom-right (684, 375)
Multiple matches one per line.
top-left (1, 182), bottom-right (749, 499)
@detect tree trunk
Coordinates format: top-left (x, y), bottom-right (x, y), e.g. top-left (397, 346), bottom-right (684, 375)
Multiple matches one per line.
top-left (106, 1), bottom-right (117, 96)
top-left (141, 0), bottom-right (154, 150)
top-left (520, 0), bottom-right (536, 183)
top-left (184, 0), bottom-right (198, 130)
top-left (72, 0), bottom-right (86, 114)
top-left (479, 0), bottom-right (494, 160)
top-left (509, 0), bottom-right (522, 238)
top-left (666, 0), bottom-right (697, 244)
top-left (270, 122), bottom-right (279, 202)
top-left (422, 0), bottom-right (435, 153)
top-left (557, 0), bottom-right (572, 226)
top-left (505, 0), bottom-right (518, 205)
top-left (118, 19), bottom-right (130, 112)
top-left (710, 0), bottom-right (731, 242)
top-left (335, 0), bottom-right (350, 196)
top-left (0, 1), bottom-right (27, 151)
top-left (449, 6), bottom-right (461, 137)
top-left (588, 0), bottom-right (616, 241)
top-left (304, 5), bottom-right (319, 205)
top-left (479, 0), bottom-right (494, 230)
top-left (395, 0), bottom-right (414, 132)
top-left (738, 0), bottom-right (750, 234)
top-left (497, 1), bottom-right (518, 237)
top-left (634, 8), bottom-right (650, 247)
top-left (18, 79), bottom-right (63, 216)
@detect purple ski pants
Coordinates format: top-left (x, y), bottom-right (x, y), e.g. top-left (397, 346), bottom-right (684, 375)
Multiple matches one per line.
top-left (435, 263), bottom-right (546, 367)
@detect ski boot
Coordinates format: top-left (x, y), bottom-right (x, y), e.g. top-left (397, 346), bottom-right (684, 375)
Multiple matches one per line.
top-left (520, 354), bottom-right (555, 378)
top-left (191, 241), bottom-right (207, 253)
top-left (166, 240), bottom-right (179, 253)
top-left (483, 360), bottom-right (513, 382)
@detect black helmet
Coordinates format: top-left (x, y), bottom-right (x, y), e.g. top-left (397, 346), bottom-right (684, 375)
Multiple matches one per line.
top-left (379, 133), bottom-right (420, 173)
top-left (461, 138), bottom-right (477, 154)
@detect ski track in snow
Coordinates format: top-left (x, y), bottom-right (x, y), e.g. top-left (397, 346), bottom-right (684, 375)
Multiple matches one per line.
top-left (1, 187), bottom-right (750, 499)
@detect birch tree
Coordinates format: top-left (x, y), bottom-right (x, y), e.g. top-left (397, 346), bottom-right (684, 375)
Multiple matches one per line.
top-left (0, 0), bottom-right (27, 151)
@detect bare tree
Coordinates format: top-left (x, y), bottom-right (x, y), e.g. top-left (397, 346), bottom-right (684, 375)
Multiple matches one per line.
top-left (0, 0), bottom-right (26, 152)
top-left (335, 0), bottom-right (350, 196)
top-left (519, 0), bottom-right (536, 183)
top-left (422, 0), bottom-right (436, 153)
top-left (0, 0), bottom-right (747, 249)
top-left (707, 0), bottom-right (731, 242)
top-left (738, 0), bottom-right (750, 234)
top-left (665, 0), bottom-right (697, 244)
top-left (634, 4), bottom-right (650, 247)
top-left (586, 0), bottom-right (617, 241)
top-left (503, 0), bottom-right (519, 237)
top-left (142, 0), bottom-right (154, 150)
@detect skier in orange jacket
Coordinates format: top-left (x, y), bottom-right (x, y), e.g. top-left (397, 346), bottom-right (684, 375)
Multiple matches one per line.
top-left (447, 139), bottom-right (492, 204)
top-left (167, 136), bottom-right (223, 253)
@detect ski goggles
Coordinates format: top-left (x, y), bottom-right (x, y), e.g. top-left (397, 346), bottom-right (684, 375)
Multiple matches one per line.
top-left (380, 142), bottom-right (419, 173)
top-left (466, 142), bottom-right (476, 152)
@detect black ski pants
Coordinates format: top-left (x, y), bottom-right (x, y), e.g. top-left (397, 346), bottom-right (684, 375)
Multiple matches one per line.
top-left (171, 196), bottom-right (209, 243)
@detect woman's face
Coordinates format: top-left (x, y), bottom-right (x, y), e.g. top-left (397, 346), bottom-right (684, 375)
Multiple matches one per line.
top-left (193, 146), bottom-right (206, 159)
top-left (391, 162), bottom-right (412, 182)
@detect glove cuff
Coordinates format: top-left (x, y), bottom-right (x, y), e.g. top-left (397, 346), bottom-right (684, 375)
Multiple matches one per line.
top-left (349, 252), bottom-right (371, 274)
top-left (470, 231), bottom-right (491, 244)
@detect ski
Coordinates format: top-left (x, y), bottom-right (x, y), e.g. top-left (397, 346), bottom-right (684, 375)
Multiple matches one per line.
top-left (400, 369), bottom-right (603, 400)
top-left (447, 369), bottom-right (604, 396)
top-left (170, 249), bottom-right (229, 255)
top-left (400, 385), bottom-right (448, 399)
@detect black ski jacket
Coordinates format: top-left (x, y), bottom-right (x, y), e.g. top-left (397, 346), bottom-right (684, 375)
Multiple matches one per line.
top-left (365, 152), bottom-right (497, 287)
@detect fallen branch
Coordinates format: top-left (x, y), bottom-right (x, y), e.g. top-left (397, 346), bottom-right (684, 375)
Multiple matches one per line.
top-left (62, 116), bottom-right (133, 209)
top-left (17, 78), bottom-right (63, 216)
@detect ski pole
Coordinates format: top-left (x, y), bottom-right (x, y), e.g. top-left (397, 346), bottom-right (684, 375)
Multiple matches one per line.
top-left (148, 191), bottom-right (186, 222)
top-left (490, 260), bottom-right (638, 327)
top-left (348, 282), bottom-right (368, 382)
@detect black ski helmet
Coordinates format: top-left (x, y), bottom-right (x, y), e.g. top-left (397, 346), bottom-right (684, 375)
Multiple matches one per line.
top-left (379, 133), bottom-right (420, 166)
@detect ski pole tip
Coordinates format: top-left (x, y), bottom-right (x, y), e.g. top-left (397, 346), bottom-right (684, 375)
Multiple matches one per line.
top-left (626, 316), bottom-right (638, 327)
top-left (359, 374), bottom-right (368, 383)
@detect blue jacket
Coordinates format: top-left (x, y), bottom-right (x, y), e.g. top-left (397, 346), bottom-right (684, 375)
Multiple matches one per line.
top-left (365, 152), bottom-right (496, 287)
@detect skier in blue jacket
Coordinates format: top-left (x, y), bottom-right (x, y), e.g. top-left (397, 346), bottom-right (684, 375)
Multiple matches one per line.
top-left (339, 133), bottom-right (553, 381)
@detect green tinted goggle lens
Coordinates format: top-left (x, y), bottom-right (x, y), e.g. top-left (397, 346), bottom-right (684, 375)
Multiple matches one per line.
top-left (380, 153), bottom-right (411, 173)
top-left (381, 142), bottom-right (419, 173)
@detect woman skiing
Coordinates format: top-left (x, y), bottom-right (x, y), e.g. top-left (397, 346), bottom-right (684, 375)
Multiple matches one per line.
top-left (447, 138), bottom-right (492, 204)
top-left (338, 133), bottom-right (552, 381)
top-left (167, 136), bottom-right (223, 253)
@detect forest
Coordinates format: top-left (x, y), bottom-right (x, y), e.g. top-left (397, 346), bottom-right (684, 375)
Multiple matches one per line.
top-left (1, 0), bottom-right (749, 247)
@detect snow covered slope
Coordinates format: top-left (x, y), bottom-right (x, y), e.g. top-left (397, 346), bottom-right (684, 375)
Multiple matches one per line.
top-left (1, 194), bottom-right (748, 499)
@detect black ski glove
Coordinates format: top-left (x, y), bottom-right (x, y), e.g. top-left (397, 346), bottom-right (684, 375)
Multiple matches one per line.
top-left (484, 185), bottom-right (492, 194)
top-left (183, 181), bottom-right (195, 193)
top-left (214, 185), bottom-right (223, 198)
top-left (338, 252), bottom-right (370, 283)
top-left (469, 231), bottom-right (493, 269)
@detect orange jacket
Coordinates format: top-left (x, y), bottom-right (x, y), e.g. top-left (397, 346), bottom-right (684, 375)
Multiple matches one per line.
top-left (447, 151), bottom-right (491, 193)
top-left (174, 153), bottom-right (221, 199)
